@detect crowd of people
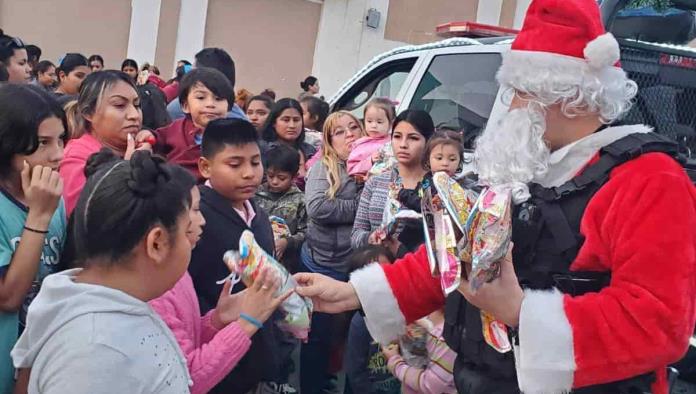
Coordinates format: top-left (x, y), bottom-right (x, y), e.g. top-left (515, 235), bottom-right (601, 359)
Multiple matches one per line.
top-left (0, 24), bottom-right (460, 394)
top-left (1, 0), bottom-right (696, 393)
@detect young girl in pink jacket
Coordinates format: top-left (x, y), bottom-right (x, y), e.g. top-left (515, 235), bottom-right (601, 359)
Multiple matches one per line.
top-left (347, 98), bottom-right (396, 180)
top-left (150, 186), bottom-right (290, 394)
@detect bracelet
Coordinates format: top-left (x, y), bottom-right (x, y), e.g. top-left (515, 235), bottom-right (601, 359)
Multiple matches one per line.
top-left (239, 313), bottom-right (263, 329)
top-left (23, 226), bottom-right (48, 234)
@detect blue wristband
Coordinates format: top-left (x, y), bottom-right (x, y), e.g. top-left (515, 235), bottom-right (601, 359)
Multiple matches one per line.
top-left (239, 313), bottom-right (263, 329)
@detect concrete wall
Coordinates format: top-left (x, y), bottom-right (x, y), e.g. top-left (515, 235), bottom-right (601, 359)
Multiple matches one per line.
top-left (154, 0), bottom-right (182, 79)
top-left (312, 0), bottom-right (405, 99)
top-left (0, 0), bottom-right (131, 69)
top-left (204, 0), bottom-right (322, 99)
top-left (385, 0), bottom-right (478, 44)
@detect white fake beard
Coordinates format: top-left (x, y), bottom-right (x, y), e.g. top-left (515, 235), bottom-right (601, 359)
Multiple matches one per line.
top-left (474, 104), bottom-right (550, 186)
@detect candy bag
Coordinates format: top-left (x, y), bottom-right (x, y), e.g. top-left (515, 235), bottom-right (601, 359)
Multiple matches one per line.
top-left (399, 321), bottom-right (430, 368)
top-left (431, 172), bottom-right (478, 233)
top-left (373, 209), bottom-right (422, 243)
top-left (481, 310), bottom-right (512, 353)
top-left (269, 216), bottom-right (291, 241)
top-left (221, 230), bottom-right (313, 341)
top-left (466, 185), bottom-right (513, 292)
top-left (422, 185), bottom-right (461, 294)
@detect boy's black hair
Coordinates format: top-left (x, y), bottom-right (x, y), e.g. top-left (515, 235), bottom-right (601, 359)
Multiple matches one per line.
top-left (178, 67), bottom-right (234, 107)
top-left (201, 118), bottom-right (259, 159)
top-left (33, 60), bottom-right (55, 77)
top-left (0, 84), bottom-right (67, 176)
top-left (121, 58), bottom-right (138, 71)
top-left (265, 144), bottom-right (301, 176)
top-left (57, 53), bottom-right (88, 79)
top-left (347, 245), bottom-right (395, 273)
top-left (261, 98), bottom-right (306, 145)
top-left (73, 150), bottom-right (195, 264)
top-left (88, 54), bottom-right (104, 66)
top-left (300, 96), bottom-right (329, 131)
top-left (25, 44), bottom-right (41, 64)
top-left (178, 59), bottom-right (191, 66)
top-left (195, 48), bottom-right (235, 89)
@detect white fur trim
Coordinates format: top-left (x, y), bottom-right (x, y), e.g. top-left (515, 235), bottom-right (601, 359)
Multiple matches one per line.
top-left (497, 50), bottom-right (627, 90)
top-left (515, 288), bottom-right (575, 394)
top-left (350, 263), bottom-right (406, 344)
top-left (584, 33), bottom-right (620, 70)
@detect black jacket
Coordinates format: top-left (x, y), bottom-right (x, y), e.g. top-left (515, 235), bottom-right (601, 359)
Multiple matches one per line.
top-left (189, 186), bottom-right (279, 393)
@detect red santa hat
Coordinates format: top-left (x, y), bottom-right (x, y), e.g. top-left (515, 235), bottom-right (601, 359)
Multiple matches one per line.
top-left (497, 0), bottom-right (626, 91)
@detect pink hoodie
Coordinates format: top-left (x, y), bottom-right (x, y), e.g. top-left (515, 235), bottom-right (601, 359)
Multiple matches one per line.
top-left (149, 272), bottom-right (252, 394)
top-left (60, 133), bottom-right (103, 215)
top-left (347, 135), bottom-right (390, 177)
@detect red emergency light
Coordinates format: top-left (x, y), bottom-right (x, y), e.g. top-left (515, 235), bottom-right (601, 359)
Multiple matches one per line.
top-left (436, 21), bottom-right (519, 38)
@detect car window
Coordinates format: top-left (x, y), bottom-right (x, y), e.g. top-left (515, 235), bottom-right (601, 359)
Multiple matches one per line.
top-left (333, 59), bottom-right (416, 118)
top-left (409, 53), bottom-right (502, 148)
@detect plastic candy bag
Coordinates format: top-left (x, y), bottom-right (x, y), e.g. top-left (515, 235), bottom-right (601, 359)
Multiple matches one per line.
top-left (421, 185), bottom-right (462, 294)
top-left (466, 185), bottom-right (513, 292)
top-left (269, 216), bottom-right (291, 241)
top-left (373, 209), bottom-right (422, 243)
top-left (220, 230), bottom-right (313, 341)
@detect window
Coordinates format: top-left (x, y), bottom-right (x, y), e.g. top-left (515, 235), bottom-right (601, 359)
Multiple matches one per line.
top-left (333, 58), bottom-right (416, 118)
top-left (409, 53), bottom-right (501, 148)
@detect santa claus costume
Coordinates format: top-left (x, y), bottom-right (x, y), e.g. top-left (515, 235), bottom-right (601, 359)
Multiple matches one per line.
top-left (348, 0), bottom-right (696, 393)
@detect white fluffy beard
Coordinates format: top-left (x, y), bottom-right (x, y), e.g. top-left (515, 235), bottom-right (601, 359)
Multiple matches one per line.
top-left (474, 104), bottom-right (551, 187)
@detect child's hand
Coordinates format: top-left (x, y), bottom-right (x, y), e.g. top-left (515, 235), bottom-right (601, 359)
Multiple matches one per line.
top-left (381, 343), bottom-right (400, 359)
top-left (368, 230), bottom-right (384, 245)
top-left (371, 151), bottom-right (382, 163)
top-left (212, 279), bottom-right (245, 329)
top-left (275, 238), bottom-right (289, 260)
top-left (21, 162), bottom-right (63, 226)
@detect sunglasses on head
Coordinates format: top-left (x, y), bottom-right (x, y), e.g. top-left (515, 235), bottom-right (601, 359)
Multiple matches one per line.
top-left (0, 36), bottom-right (24, 49)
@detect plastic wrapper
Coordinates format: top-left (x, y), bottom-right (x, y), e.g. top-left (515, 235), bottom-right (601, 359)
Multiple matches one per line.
top-left (421, 186), bottom-right (462, 294)
top-left (465, 185), bottom-right (513, 292)
top-left (368, 144), bottom-right (396, 178)
top-left (221, 230), bottom-right (313, 341)
top-left (269, 216), bottom-right (291, 241)
top-left (373, 209), bottom-right (422, 243)
top-left (399, 321), bottom-right (430, 368)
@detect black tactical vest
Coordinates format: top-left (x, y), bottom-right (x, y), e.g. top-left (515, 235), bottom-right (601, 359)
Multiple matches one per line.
top-left (442, 132), bottom-right (681, 394)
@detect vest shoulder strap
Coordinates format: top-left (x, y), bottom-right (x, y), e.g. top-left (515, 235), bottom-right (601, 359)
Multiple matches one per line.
top-left (531, 132), bottom-right (681, 202)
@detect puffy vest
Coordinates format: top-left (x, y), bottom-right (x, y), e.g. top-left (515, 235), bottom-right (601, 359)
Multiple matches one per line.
top-left (442, 132), bottom-right (681, 394)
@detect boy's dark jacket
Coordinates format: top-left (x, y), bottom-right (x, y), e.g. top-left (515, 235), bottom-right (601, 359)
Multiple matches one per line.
top-left (189, 185), bottom-right (280, 393)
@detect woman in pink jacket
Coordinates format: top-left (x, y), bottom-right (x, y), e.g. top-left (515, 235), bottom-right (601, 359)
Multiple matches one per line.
top-left (60, 70), bottom-right (155, 214)
top-left (150, 186), bottom-right (291, 394)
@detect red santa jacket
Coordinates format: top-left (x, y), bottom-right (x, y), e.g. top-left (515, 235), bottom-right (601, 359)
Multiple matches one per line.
top-left (350, 149), bottom-right (696, 394)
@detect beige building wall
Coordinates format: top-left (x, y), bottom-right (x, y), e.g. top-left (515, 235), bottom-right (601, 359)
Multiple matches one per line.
top-left (204, 0), bottom-right (322, 99)
top-left (155, 0), bottom-right (182, 79)
top-left (0, 0), bottom-right (131, 69)
top-left (385, 0), bottom-right (478, 44)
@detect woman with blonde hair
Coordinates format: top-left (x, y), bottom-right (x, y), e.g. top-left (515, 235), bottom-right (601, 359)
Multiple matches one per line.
top-left (301, 110), bottom-right (364, 394)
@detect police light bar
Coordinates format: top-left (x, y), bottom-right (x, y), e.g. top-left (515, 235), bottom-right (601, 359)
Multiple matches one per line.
top-left (436, 21), bottom-right (519, 38)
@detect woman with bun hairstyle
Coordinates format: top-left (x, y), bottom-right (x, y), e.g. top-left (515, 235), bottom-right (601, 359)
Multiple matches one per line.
top-left (60, 70), bottom-right (155, 215)
top-left (299, 76), bottom-right (319, 99)
top-left (12, 151), bottom-right (195, 393)
top-left (150, 159), bottom-right (290, 394)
